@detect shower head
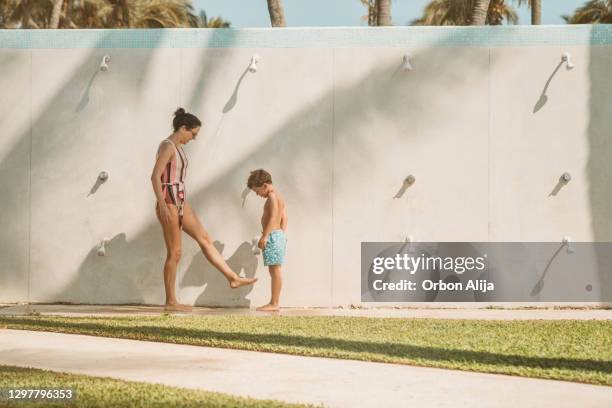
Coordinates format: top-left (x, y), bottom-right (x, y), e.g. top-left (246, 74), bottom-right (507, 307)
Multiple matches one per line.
top-left (401, 54), bottom-right (413, 71)
top-left (100, 55), bottom-right (111, 71)
top-left (97, 238), bottom-right (109, 256)
top-left (248, 54), bottom-right (259, 73)
top-left (561, 52), bottom-right (574, 70)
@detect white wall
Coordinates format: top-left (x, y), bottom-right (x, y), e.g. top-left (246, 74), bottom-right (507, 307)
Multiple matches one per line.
top-left (0, 27), bottom-right (610, 306)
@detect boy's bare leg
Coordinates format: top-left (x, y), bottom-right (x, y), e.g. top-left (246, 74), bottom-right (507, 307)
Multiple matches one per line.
top-left (257, 265), bottom-right (282, 311)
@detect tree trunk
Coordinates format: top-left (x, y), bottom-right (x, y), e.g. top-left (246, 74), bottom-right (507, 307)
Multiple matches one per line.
top-left (50, 0), bottom-right (63, 29)
top-left (267, 0), bottom-right (286, 27)
top-left (65, 0), bottom-right (74, 28)
top-left (368, 0), bottom-right (377, 26)
top-left (21, 0), bottom-right (31, 28)
top-left (120, 0), bottom-right (130, 27)
top-left (471, 0), bottom-right (491, 25)
top-left (531, 0), bottom-right (541, 25)
top-left (376, 0), bottom-right (391, 26)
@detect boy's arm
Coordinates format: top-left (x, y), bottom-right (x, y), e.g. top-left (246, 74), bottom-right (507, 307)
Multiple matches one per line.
top-left (261, 193), bottom-right (278, 238)
top-left (258, 195), bottom-right (278, 250)
top-left (280, 207), bottom-right (288, 231)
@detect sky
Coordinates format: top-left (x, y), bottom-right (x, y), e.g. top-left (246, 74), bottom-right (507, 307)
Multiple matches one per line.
top-left (194, 0), bottom-right (586, 28)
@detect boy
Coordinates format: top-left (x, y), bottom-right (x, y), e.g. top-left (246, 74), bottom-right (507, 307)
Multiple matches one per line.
top-left (247, 169), bottom-right (288, 311)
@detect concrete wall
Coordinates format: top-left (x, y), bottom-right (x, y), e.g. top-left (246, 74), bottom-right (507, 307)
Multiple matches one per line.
top-left (1, 26), bottom-right (611, 306)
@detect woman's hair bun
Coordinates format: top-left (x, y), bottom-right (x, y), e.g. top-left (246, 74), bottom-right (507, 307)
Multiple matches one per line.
top-left (171, 107), bottom-right (202, 131)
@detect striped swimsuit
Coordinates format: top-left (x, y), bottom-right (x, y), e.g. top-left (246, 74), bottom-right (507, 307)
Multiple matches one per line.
top-left (157, 138), bottom-right (188, 229)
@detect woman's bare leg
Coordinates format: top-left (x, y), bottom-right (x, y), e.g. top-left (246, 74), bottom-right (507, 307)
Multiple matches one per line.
top-left (182, 202), bottom-right (257, 288)
top-left (155, 203), bottom-right (192, 312)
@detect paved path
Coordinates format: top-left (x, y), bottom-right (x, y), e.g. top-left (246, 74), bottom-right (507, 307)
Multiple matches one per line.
top-left (0, 329), bottom-right (610, 407)
top-left (1, 304), bottom-right (611, 320)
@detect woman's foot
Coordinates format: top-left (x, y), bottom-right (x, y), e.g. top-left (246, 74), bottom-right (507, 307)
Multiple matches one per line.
top-left (256, 303), bottom-right (280, 312)
top-left (229, 276), bottom-right (258, 289)
top-left (164, 303), bottom-right (192, 312)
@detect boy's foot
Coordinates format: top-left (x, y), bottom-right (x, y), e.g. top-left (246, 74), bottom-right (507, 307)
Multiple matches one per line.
top-left (256, 303), bottom-right (280, 312)
top-left (164, 303), bottom-right (192, 312)
top-left (230, 276), bottom-right (258, 289)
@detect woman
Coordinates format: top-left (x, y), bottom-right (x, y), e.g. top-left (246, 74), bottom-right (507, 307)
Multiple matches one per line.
top-left (151, 107), bottom-right (257, 312)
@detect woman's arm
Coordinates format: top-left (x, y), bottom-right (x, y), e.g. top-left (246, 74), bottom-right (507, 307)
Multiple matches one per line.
top-left (150, 143), bottom-right (173, 207)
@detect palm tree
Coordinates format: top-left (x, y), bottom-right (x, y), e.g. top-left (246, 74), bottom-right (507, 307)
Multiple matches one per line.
top-left (412, 0), bottom-right (519, 26)
top-left (360, 0), bottom-right (377, 26)
top-left (531, 0), bottom-right (541, 24)
top-left (360, 0), bottom-right (393, 26)
top-left (131, 0), bottom-right (199, 28)
top-left (0, 0), bottom-right (200, 29)
top-left (377, 0), bottom-right (392, 25)
top-left (471, 0), bottom-right (491, 24)
top-left (49, 0), bottom-right (63, 28)
top-left (267, 0), bottom-right (286, 27)
top-left (0, 0), bottom-right (41, 28)
top-left (512, 0), bottom-right (540, 24)
top-left (198, 10), bottom-right (231, 28)
top-left (563, 0), bottom-right (612, 24)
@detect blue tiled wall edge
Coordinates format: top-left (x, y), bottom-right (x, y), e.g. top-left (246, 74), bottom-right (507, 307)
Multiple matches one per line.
top-left (1, 25), bottom-right (611, 49)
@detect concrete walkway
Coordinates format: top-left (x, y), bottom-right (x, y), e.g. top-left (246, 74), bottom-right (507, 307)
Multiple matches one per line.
top-left (1, 304), bottom-right (611, 320)
top-left (0, 329), bottom-right (610, 407)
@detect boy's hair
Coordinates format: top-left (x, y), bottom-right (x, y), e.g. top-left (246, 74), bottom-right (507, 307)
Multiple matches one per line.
top-left (247, 169), bottom-right (272, 189)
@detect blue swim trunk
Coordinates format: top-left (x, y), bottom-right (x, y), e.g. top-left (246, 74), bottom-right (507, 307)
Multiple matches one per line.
top-left (263, 230), bottom-right (287, 266)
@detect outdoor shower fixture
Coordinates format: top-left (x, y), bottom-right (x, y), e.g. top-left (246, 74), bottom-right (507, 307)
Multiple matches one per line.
top-left (561, 172), bottom-right (572, 183)
top-left (401, 54), bottom-right (413, 71)
top-left (561, 52), bottom-right (574, 70)
top-left (99, 55), bottom-right (111, 71)
top-left (248, 54), bottom-right (260, 73)
top-left (251, 236), bottom-right (261, 255)
top-left (404, 175), bottom-right (416, 185)
top-left (97, 238), bottom-right (109, 256)
top-left (562, 236), bottom-right (575, 254)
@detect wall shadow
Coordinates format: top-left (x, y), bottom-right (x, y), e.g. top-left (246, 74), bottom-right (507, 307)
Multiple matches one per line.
top-left (59, 233), bottom-right (148, 304)
top-left (0, 30), bottom-right (168, 303)
top-left (70, 31), bottom-right (480, 306)
top-left (180, 240), bottom-right (257, 307)
top-left (222, 66), bottom-right (250, 114)
top-left (533, 61), bottom-right (564, 113)
top-left (3, 29), bottom-right (500, 306)
top-left (587, 28), bottom-right (612, 301)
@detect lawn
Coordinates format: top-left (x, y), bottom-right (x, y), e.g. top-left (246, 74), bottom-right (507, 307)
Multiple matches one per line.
top-left (0, 365), bottom-right (311, 408)
top-left (1, 315), bottom-right (611, 385)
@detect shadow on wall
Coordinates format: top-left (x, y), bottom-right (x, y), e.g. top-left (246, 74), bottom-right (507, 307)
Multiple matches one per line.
top-left (67, 31), bottom-right (476, 306)
top-left (533, 60), bottom-right (563, 113)
top-left (75, 63), bottom-right (102, 113)
top-left (180, 240), bottom-right (258, 307)
top-left (58, 233), bottom-right (157, 304)
top-left (3, 30), bottom-right (500, 306)
top-left (0, 30), bottom-right (171, 303)
top-left (587, 28), bottom-right (612, 300)
top-left (0, 30), bottom-right (245, 304)
top-left (223, 66), bottom-right (250, 114)
top-left (0, 31), bottom-right (125, 302)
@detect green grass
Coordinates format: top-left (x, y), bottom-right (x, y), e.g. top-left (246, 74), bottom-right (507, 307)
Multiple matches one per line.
top-left (1, 315), bottom-right (611, 385)
top-left (0, 365), bottom-right (311, 408)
